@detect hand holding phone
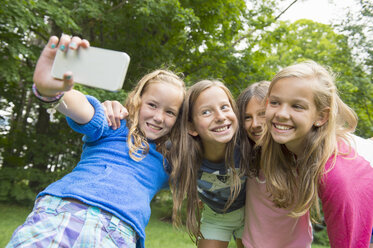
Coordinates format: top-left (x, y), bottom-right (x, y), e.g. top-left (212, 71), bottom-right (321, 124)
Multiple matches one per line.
top-left (51, 46), bottom-right (130, 91)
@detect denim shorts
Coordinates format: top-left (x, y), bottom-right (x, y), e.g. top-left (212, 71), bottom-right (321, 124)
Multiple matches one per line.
top-left (6, 195), bottom-right (137, 248)
top-left (200, 205), bottom-right (244, 242)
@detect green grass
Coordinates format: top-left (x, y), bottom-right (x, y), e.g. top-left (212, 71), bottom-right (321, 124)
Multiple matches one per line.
top-left (0, 203), bottom-right (33, 247)
top-left (0, 203), bottom-right (330, 248)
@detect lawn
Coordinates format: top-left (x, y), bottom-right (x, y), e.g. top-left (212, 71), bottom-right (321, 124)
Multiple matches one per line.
top-left (0, 203), bottom-right (330, 247)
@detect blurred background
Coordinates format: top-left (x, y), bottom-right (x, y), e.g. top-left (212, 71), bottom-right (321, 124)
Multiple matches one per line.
top-left (0, 0), bottom-right (371, 246)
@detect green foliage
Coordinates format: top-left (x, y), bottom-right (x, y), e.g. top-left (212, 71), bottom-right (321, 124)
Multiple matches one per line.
top-left (333, 0), bottom-right (373, 137)
top-left (0, 0), bottom-right (265, 202)
top-left (313, 229), bottom-right (330, 247)
top-left (243, 19), bottom-right (373, 137)
top-left (0, 0), bottom-right (371, 205)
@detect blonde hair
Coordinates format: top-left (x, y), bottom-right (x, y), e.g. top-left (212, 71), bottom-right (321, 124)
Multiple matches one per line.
top-left (260, 60), bottom-right (358, 219)
top-left (168, 80), bottom-right (243, 243)
top-left (125, 69), bottom-right (185, 161)
top-left (236, 81), bottom-right (270, 177)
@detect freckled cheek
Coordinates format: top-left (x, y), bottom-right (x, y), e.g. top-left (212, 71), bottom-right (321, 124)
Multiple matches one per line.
top-left (165, 118), bottom-right (177, 129)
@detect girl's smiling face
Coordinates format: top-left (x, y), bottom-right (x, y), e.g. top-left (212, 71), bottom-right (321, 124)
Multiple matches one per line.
top-left (265, 77), bottom-right (324, 155)
top-left (188, 86), bottom-right (238, 152)
top-left (244, 96), bottom-right (266, 144)
top-left (139, 82), bottom-right (183, 140)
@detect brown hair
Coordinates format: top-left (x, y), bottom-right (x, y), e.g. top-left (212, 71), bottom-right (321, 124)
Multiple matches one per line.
top-left (236, 81), bottom-right (270, 177)
top-left (168, 80), bottom-right (243, 243)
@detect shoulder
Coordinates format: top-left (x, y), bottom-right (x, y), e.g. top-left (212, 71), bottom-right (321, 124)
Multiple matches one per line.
top-left (320, 139), bottom-right (373, 197)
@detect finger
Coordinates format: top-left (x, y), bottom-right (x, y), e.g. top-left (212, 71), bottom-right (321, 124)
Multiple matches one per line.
top-left (109, 111), bottom-right (117, 130)
top-left (102, 105), bottom-right (112, 127)
top-left (33, 36), bottom-right (65, 96)
top-left (62, 72), bottom-right (75, 92)
top-left (103, 101), bottom-right (117, 129)
top-left (48, 36), bottom-right (59, 50)
top-left (112, 101), bottom-right (123, 128)
top-left (120, 106), bottom-right (129, 119)
top-left (38, 36), bottom-right (59, 60)
top-left (58, 34), bottom-right (72, 52)
top-left (68, 36), bottom-right (82, 50)
top-left (81, 39), bottom-right (90, 48)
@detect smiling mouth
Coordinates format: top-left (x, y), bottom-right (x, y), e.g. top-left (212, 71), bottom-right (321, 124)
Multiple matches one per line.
top-left (251, 131), bottom-right (263, 137)
top-left (212, 124), bottom-right (230, 132)
top-left (147, 123), bottom-right (162, 131)
top-left (273, 123), bottom-right (293, 130)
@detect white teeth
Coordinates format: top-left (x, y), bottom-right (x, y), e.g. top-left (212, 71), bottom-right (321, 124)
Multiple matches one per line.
top-left (253, 132), bottom-right (263, 136)
top-left (148, 123), bottom-right (161, 130)
top-left (275, 124), bottom-right (291, 130)
top-left (214, 126), bottom-right (228, 132)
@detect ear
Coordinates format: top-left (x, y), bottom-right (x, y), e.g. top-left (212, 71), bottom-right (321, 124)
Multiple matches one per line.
top-left (187, 122), bottom-right (199, 137)
top-left (314, 107), bottom-right (330, 127)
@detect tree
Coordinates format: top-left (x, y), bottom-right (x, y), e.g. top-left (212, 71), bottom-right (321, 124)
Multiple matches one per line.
top-left (241, 19), bottom-right (373, 137)
top-left (2, 0), bottom-right (370, 205)
top-left (334, 0), bottom-right (373, 136)
top-left (0, 0), bottom-right (278, 204)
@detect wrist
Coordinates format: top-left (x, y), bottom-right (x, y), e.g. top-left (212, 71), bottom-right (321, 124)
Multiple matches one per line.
top-left (32, 83), bottom-right (64, 103)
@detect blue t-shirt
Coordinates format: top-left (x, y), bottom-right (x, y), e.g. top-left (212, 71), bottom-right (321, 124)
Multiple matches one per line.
top-left (38, 96), bottom-right (169, 248)
top-left (197, 149), bottom-right (246, 213)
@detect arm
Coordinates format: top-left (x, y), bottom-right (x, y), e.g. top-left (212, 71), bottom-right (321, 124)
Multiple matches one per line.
top-left (33, 35), bottom-right (94, 124)
top-left (320, 149), bottom-right (373, 248)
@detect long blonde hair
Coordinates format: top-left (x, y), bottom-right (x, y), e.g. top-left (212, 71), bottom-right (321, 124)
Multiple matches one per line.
top-left (260, 60), bottom-right (358, 219)
top-left (125, 69), bottom-right (185, 161)
top-left (168, 80), bottom-right (243, 243)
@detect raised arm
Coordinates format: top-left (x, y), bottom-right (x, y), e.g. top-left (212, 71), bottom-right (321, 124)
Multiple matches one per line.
top-left (33, 35), bottom-right (94, 124)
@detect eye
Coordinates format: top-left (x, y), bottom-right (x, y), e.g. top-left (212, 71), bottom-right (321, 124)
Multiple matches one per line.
top-left (221, 104), bottom-right (231, 111)
top-left (269, 100), bottom-right (279, 106)
top-left (166, 110), bottom-right (177, 117)
top-left (293, 104), bottom-right (304, 110)
top-left (201, 109), bottom-right (211, 116)
top-left (245, 115), bottom-right (252, 121)
top-left (258, 111), bottom-right (266, 117)
top-left (147, 102), bottom-right (156, 109)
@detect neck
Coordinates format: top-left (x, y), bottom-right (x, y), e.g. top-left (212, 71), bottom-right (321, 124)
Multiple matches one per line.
top-left (203, 142), bottom-right (227, 163)
top-left (285, 143), bottom-right (303, 157)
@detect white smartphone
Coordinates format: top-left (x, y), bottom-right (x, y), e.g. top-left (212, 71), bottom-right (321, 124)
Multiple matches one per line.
top-left (51, 46), bottom-right (130, 91)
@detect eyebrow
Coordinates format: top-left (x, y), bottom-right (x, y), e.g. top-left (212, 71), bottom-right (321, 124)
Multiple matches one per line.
top-left (197, 100), bottom-right (230, 109)
top-left (167, 106), bottom-right (179, 112)
top-left (269, 95), bottom-right (310, 106)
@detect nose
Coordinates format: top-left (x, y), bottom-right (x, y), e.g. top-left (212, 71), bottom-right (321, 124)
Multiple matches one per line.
top-left (252, 116), bottom-right (262, 129)
top-left (153, 110), bottom-right (164, 123)
top-left (215, 109), bottom-right (226, 122)
top-left (275, 105), bottom-right (290, 120)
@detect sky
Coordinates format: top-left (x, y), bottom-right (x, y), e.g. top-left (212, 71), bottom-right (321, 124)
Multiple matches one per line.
top-left (277, 0), bottom-right (358, 24)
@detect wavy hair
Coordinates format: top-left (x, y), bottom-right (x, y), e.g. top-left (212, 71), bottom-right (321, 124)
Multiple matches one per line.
top-left (125, 69), bottom-right (185, 161)
top-left (168, 80), bottom-right (243, 243)
top-left (260, 60), bottom-right (357, 219)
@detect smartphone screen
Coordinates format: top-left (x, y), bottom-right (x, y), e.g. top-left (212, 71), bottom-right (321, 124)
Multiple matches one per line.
top-left (51, 46), bottom-right (130, 91)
